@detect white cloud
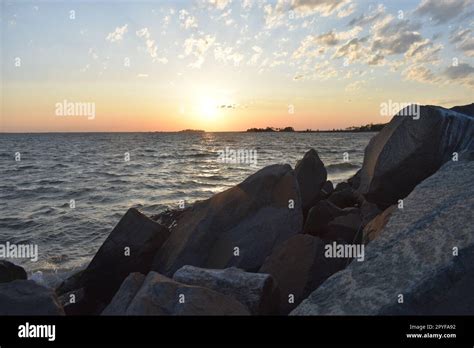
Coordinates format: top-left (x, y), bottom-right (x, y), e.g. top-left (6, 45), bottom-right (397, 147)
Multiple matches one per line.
top-left (183, 34), bottom-right (216, 68)
top-left (106, 24), bottom-right (128, 42)
top-left (208, 0), bottom-right (231, 10)
top-left (415, 0), bottom-right (473, 25)
top-left (450, 28), bottom-right (474, 57)
top-left (179, 9), bottom-right (198, 29)
top-left (136, 28), bottom-right (166, 63)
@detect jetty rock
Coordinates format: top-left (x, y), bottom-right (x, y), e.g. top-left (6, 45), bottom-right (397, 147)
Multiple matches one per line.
top-left (152, 164), bottom-right (303, 276)
top-left (356, 105), bottom-right (474, 207)
top-left (103, 271), bottom-right (250, 315)
top-left (0, 280), bottom-right (65, 315)
top-left (291, 158), bottom-right (474, 315)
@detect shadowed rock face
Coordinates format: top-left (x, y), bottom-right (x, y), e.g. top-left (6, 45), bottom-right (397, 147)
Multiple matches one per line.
top-left (259, 234), bottom-right (348, 314)
top-left (295, 149), bottom-right (327, 214)
top-left (290, 159), bottom-right (474, 315)
top-left (450, 102), bottom-right (474, 117)
top-left (0, 280), bottom-right (65, 315)
top-left (357, 105), bottom-right (474, 207)
top-left (0, 261), bottom-right (27, 283)
top-left (112, 272), bottom-right (250, 315)
top-left (76, 208), bottom-right (170, 308)
top-left (173, 266), bottom-right (279, 315)
top-left (152, 164), bottom-right (303, 276)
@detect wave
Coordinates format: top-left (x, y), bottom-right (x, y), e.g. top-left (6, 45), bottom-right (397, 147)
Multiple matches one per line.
top-left (326, 162), bottom-right (360, 173)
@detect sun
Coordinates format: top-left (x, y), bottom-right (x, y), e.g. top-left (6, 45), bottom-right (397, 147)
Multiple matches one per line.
top-left (198, 97), bottom-right (219, 121)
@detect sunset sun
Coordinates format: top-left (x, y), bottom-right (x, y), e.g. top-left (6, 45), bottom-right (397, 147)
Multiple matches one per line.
top-left (198, 97), bottom-right (219, 121)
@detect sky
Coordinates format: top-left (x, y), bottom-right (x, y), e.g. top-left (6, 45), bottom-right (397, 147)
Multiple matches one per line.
top-left (1, 0), bottom-right (474, 132)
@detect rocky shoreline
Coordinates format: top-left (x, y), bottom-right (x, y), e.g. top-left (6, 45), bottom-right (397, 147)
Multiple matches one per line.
top-left (1, 103), bottom-right (473, 316)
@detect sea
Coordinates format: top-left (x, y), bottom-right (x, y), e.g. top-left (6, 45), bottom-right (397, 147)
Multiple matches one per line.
top-left (0, 132), bottom-right (374, 285)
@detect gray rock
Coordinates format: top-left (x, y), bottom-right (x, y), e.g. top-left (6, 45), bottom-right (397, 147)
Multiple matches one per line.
top-left (321, 212), bottom-right (362, 243)
top-left (361, 206), bottom-right (396, 244)
top-left (303, 200), bottom-right (347, 236)
top-left (291, 159), bottom-right (474, 315)
top-left (173, 266), bottom-right (278, 315)
top-left (0, 280), bottom-right (65, 315)
top-left (125, 272), bottom-right (250, 315)
top-left (320, 180), bottom-right (334, 198)
top-left (58, 288), bottom-right (86, 315)
top-left (450, 102), bottom-right (474, 117)
top-left (78, 208), bottom-right (170, 307)
top-left (360, 199), bottom-right (382, 226)
top-left (357, 105), bottom-right (474, 207)
top-left (152, 164), bottom-right (303, 276)
top-left (259, 235), bottom-right (348, 314)
top-left (327, 187), bottom-right (362, 209)
top-left (102, 273), bottom-right (145, 315)
top-left (0, 261), bottom-right (27, 283)
top-left (295, 149), bottom-right (327, 213)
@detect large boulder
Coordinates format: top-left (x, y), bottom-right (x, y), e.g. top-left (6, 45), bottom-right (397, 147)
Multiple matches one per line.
top-left (357, 105), bottom-right (474, 207)
top-left (320, 212), bottom-right (362, 243)
top-left (173, 266), bottom-right (279, 315)
top-left (303, 200), bottom-right (356, 236)
top-left (58, 208), bottom-right (170, 311)
top-left (327, 187), bottom-right (361, 209)
top-left (450, 102), bottom-right (474, 117)
top-left (152, 164), bottom-right (303, 276)
top-left (294, 149), bottom-right (327, 214)
top-left (111, 271), bottom-right (250, 315)
top-left (259, 235), bottom-right (348, 314)
top-left (0, 280), bottom-right (65, 315)
top-left (0, 261), bottom-right (27, 283)
top-left (102, 273), bottom-right (146, 315)
top-left (291, 159), bottom-right (474, 315)
top-left (361, 205), bottom-right (396, 244)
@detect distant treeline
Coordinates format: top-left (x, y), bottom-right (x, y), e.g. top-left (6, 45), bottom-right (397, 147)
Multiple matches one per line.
top-left (246, 123), bottom-right (386, 133)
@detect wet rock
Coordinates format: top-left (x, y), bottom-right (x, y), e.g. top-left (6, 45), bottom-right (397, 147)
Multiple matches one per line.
top-left (102, 273), bottom-right (145, 315)
top-left (295, 149), bottom-right (327, 213)
top-left (0, 261), bottom-right (27, 283)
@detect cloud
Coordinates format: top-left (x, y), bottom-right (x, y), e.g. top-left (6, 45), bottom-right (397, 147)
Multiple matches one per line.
top-left (214, 45), bottom-right (244, 66)
top-left (183, 34), bottom-right (216, 68)
top-left (345, 80), bottom-right (366, 92)
top-left (415, 0), bottom-right (472, 24)
top-left (337, 2), bottom-right (356, 18)
top-left (450, 28), bottom-right (474, 57)
top-left (106, 24), bottom-right (128, 42)
top-left (248, 46), bottom-right (263, 65)
top-left (404, 39), bottom-right (443, 63)
top-left (443, 62), bottom-right (474, 79)
top-left (136, 28), bottom-right (167, 63)
top-left (208, 0), bottom-right (231, 10)
top-left (179, 9), bottom-right (198, 29)
top-left (264, 0), bottom-right (353, 28)
top-left (348, 4), bottom-right (385, 27)
top-left (293, 27), bottom-right (362, 58)
top-left (402, 65), bottom-right (438, 83)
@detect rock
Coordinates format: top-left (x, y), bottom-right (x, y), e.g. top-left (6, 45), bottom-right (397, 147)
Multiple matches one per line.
top-left (347, 169), bottom-right (361, 189)
top-left (450, 102), bottom-right (474, 117)
top-left (0, 261), bottom-right (27, 283)
top-left (320, 180), bottom-right (334, 198)
top-left (259, 235), bottom-right (348, 314)
top-left (68, 208), bottom-right (170, 309)
top-left (357, 105), bottom-right (474, 207)
top-left (360, 199), bottom-right (382, 226)
top-left (102, 273), bottom-right (146, 315)
top-left (173, 266), bottom-right (278, 315)
top-left (291, 159), bottom-right (474, 315)
top-left (334, 182), bottom-right (351, 192)
top-left (295, 149), bottom-right (327, 214)
top-left (303, 200), bottom-right (342, 236)
top-left (122, 272), bottom-right (250, 315)
top-left (152, 164), bottom-right (303, 276)
top-left (361, 206), bottom-right (396, 244)
top-left (58, 288), bottom-right (88, 315)
top-left (327, 188), bottom-right (362, 209)
top-left (0, 280), bottom-right (65, 315)
top-left (320, 212), bottom-right (362, 243)
top-left (56, 269), bottom-right (85, 295)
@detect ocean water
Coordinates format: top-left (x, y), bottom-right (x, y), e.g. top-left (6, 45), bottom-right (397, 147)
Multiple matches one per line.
top-left (0, 132), bottom-right (374, 282)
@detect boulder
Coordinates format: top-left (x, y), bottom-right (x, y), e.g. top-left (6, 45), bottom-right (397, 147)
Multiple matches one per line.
top-left (357, 105), bottom-right (474, 207)
top-left (102, 273), bottom-right (146, 315)
top-left (360, 199), bottom-right (382, 226)
top-left (320, 212), bottom-right (362, 243)
top-left (58, 288), bottom-right (88, 315)
top-left (173, 266), bottom-right (278, 315)
top-left (121, 272), bottom-right (250, 315)
top-left (0, 261), bottom-right (27, 283)
top-left (320, 180), bottom-right (334, 198)
top-left (334, 182), bottom-right (351, 192)
top-left (450, 102), bottom-right (474, 117)
top-left (347, 169), bottom-right (361, 189)
top-left (0, 280), bottom-right (65, 315)
top-left (303, 200), bottom-right (342, 236)
top-left (361, 205), bottom-right (396, 244)
top-left (152, 164), bottom-right (303, 276)
top-left (327, 187), bottom-right (362, 209)
top-left (60, 208), bottom-right (170, 310)
top-left (259, 235), bottom-right (348, 314)
top-left (291, 159), bottom-right (474, 315)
